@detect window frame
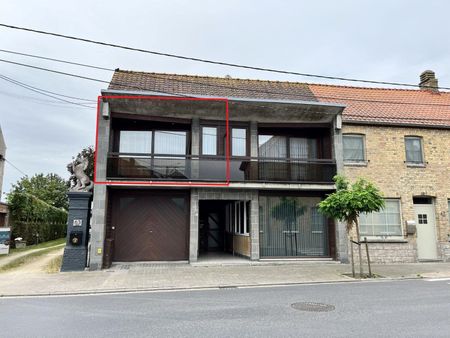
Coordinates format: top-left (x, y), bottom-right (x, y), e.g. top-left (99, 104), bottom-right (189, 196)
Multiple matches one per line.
top-left (358, 198), bottom-right (404, 240)
top-left (404, 136), bottom-right (425, 165)
top-left (342, 133), bottom-right (366, 164)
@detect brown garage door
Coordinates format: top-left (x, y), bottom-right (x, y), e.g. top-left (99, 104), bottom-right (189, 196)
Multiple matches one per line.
top-left (110, 190), bottom-right (189, 262)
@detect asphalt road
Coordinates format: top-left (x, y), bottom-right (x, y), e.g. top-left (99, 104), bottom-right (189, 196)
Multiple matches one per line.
top-left (1, 279), bottom-right (450, 337)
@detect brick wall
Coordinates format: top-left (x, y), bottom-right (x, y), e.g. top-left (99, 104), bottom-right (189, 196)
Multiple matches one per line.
top-left (343, 124), bottom-right (450, 262)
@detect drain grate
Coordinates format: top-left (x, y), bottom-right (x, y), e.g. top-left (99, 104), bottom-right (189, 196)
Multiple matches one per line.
top-left (291, 302), bottom-right (335, 312)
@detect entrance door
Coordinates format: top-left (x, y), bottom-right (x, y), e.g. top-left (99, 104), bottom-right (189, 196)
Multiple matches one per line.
top-left (414, 204), bottom-right (438, 260)
top-left (110, 190), bottom-right (189, 262)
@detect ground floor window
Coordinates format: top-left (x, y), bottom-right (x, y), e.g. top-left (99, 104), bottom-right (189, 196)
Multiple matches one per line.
top-left (225, 201), bottom-right (249, 235)
top-left (359, 199), bottom-right (402, 238)
top-left (259, 195), bottom-right (329, 257)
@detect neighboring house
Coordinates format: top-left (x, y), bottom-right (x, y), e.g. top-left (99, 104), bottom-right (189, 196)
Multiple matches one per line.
top-left (89, 69), bottom-right (450, 269)
top-left (0, 125), bottom-right (8, 227)
top-left (310, 70), bottom-right (450, 263)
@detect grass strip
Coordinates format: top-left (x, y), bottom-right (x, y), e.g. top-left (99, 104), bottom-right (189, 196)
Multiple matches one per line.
top-left (45, 253), bottom-right (63, 274)
top-left (0, 245), bottom-right (65, 273)
top-left (9, 238), bottom-right (66, 254)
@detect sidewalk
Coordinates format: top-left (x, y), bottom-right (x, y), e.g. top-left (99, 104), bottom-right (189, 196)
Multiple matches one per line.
top-left (1, 261), bottom-right (450, 297)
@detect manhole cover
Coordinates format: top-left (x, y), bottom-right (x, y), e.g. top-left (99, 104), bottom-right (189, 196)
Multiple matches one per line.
top-left (291, 302), bottom-right (335, 312)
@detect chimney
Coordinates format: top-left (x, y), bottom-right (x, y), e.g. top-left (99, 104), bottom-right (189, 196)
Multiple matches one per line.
top-left (419, 70), bottom-right (439, 92)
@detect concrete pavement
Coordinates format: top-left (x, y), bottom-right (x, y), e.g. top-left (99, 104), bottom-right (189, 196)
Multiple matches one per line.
top-left (1, 260), bottom-right (450, 297)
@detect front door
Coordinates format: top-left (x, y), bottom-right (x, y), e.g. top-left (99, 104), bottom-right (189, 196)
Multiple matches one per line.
top-left (414, 204), bottom-right (438, 260)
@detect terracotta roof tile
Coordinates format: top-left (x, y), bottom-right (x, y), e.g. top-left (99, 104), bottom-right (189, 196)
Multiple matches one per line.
top-left (108, 70), bottom-right (450, 128)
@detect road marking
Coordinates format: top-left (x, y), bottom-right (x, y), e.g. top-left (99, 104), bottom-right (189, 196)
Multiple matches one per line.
top-left (425, 278), bottom-right (450, 282)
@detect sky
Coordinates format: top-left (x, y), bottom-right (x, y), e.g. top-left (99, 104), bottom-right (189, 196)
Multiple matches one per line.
top-left (0, 0), bottom-right (449, 200)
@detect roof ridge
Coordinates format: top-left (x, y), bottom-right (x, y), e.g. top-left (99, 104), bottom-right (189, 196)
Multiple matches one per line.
top-left (113, 69), bottom-right (450, 93)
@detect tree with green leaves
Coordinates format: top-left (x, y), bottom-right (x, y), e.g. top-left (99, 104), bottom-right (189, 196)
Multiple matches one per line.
top-left (8, 173), bottom-right (69, 210)
top-left (7, 173), bottom-right (68, 244)
top-left (318, 175), bottom-right (385, 276)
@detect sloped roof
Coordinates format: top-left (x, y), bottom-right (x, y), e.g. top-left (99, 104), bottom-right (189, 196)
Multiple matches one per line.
top-left (108, 70), bottom-right (450, 128)
top-left (308, 83), bottom-right (450, 127)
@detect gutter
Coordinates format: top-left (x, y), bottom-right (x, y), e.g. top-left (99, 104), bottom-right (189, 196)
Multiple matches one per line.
top-left (101, 89), bottom-right (346, 113)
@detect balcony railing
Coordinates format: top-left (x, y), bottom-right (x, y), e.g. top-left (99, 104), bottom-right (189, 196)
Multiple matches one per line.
top-left (106, 153), bottom-right (336, 183)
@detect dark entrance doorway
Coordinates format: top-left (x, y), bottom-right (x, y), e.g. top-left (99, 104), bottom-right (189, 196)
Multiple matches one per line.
top-left (198, 200), bottom-right (251, 260)
top-left (199, 201), bottom-right (228, 254)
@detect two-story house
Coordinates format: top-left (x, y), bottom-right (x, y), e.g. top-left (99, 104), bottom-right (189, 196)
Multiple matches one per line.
top-left (88, 70), bottom-right (450, 270)
top-left (310, 70), bottom-right (450, 263)
top-left (89, 71), bottom-right (347, 269)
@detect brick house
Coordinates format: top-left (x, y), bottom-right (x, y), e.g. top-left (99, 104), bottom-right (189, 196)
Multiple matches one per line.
top-left (310, 70), bottom-right (450, 263)
top-left (88, 70), bottom-right (450, 269)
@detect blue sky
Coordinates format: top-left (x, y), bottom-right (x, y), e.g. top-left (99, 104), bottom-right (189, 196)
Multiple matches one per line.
top-left (0, 0), bottom-right (449, 200)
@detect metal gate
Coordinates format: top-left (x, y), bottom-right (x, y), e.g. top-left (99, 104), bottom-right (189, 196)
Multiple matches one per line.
top-left (259, 195), bottom-right (329, 257)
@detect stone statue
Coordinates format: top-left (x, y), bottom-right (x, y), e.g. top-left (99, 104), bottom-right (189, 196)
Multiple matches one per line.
top-left (67, 155), bottom-right (93, 192)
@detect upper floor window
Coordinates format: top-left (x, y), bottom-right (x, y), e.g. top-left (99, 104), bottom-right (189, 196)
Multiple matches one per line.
top-left (202, 127), bottom-right (217, 155)
top-left (405, 136), bottom-right (424, 164)
top-left (119, 131), bottom-right (152, 154)
top-left (118, 130), bottom-right (187, 155)
top-left (231, 128), bottom-right (247, 156)
top-left (343, 134), bottom-right (365, 163)
top-left (258, 135), bottom-right (317, 159)
top-left (359, 199), bottom-right (402, 238)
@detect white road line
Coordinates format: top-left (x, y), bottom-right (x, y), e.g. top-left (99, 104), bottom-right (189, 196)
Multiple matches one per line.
top-left (425, 278), bottom-right (450, 282)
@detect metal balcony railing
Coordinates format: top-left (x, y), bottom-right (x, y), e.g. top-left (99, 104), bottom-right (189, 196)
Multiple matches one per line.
top-left (106, 153), bottom-right (337, 183)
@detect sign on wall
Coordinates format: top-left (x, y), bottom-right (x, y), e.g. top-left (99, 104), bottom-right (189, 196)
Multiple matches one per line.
top-left (0, 227), bottom-right (11, 255)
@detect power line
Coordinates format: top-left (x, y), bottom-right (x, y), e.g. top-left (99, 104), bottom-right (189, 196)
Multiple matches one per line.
top-left (0, 23), bottom-right (448, 91)
top-left (0, 73), bottom-right (97, 102)
top-left (0, 74), bottom-right (96, 108)
top-left (1, 49), bottom-right (450, 108)
top-left (0, 89), bottom-right (95, 109)
top-left (0, 58), bottom-right (192, 98)
top-left (1, 57), bottom-right (449, 109)
top-left (4, 158), bottom-right (28, 177)
top-left (0, 48), bottom-right (114, 72)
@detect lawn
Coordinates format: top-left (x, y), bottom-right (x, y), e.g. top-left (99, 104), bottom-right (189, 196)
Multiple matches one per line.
top-left (8, 237), bottom-right (66, 254)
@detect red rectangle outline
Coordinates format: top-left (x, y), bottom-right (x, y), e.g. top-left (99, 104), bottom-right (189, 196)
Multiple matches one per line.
top-left (94, 95), bottom-right (230, 187)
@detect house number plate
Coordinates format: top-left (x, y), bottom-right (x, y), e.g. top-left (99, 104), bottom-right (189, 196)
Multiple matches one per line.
top-left (73, 219), bottom-right (83, 226)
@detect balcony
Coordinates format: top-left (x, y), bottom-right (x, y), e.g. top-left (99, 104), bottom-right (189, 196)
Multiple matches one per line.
top-left (106, 153), bottom-right (336, 183)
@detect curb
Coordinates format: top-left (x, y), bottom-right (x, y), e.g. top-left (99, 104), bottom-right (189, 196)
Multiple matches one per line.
top-left (0, 276), bottom-right (421, 299)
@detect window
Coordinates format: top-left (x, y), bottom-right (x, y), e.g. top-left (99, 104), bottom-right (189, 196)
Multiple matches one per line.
top-left (202, 127), bottom-right (217, 155)
top-left (119, 131), bottom-right (152, 154)
top-left (228, 201), bottom-right (248, 235)
top-left (154, 131), bottom-right (186, 155)
top-left (232, 128), bottom-right (247, 156)
top-left (359, 199), bottom-right (402, 237)
top-left (343, 134), bottom-right (365, 163)
top-left (448, 200), bottom-right (450, 225)
top-left (258, 135), bottom-right (287, 158)
top-left (405, 136), bottom-right (424, 164)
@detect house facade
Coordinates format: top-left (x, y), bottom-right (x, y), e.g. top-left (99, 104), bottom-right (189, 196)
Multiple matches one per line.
top-left (88, 71), bottom-right (347, 269)
top-left (88, 70), bottom-right (450, 269)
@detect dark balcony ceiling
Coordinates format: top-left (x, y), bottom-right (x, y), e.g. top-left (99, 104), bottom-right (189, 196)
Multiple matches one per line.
top-left (103, 92), bottom-right (344, 124)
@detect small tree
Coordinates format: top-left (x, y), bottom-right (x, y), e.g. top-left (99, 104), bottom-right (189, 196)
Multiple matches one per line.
top-left (318, 175), bottom-right (385, 277)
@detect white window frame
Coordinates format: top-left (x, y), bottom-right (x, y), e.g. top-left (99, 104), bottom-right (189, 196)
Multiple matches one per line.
top-left (358, 198), bottom-right (403, 240)
top-left (232, 201), bottom-right (249, 236)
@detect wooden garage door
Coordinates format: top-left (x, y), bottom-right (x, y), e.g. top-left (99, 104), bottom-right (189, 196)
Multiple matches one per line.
top-left (110, 190), bottom-right (189, 262)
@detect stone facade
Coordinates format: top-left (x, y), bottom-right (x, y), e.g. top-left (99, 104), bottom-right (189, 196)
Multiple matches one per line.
top-left (343, 124), bottom-right (450, 262)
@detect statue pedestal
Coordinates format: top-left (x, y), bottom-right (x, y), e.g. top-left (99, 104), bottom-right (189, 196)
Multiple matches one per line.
top-left (60, 192), bottom-right (92, 272)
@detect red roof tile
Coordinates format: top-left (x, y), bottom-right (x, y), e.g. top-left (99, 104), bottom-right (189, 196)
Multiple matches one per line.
top-left (108, 70), bottom-right (450, 128)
